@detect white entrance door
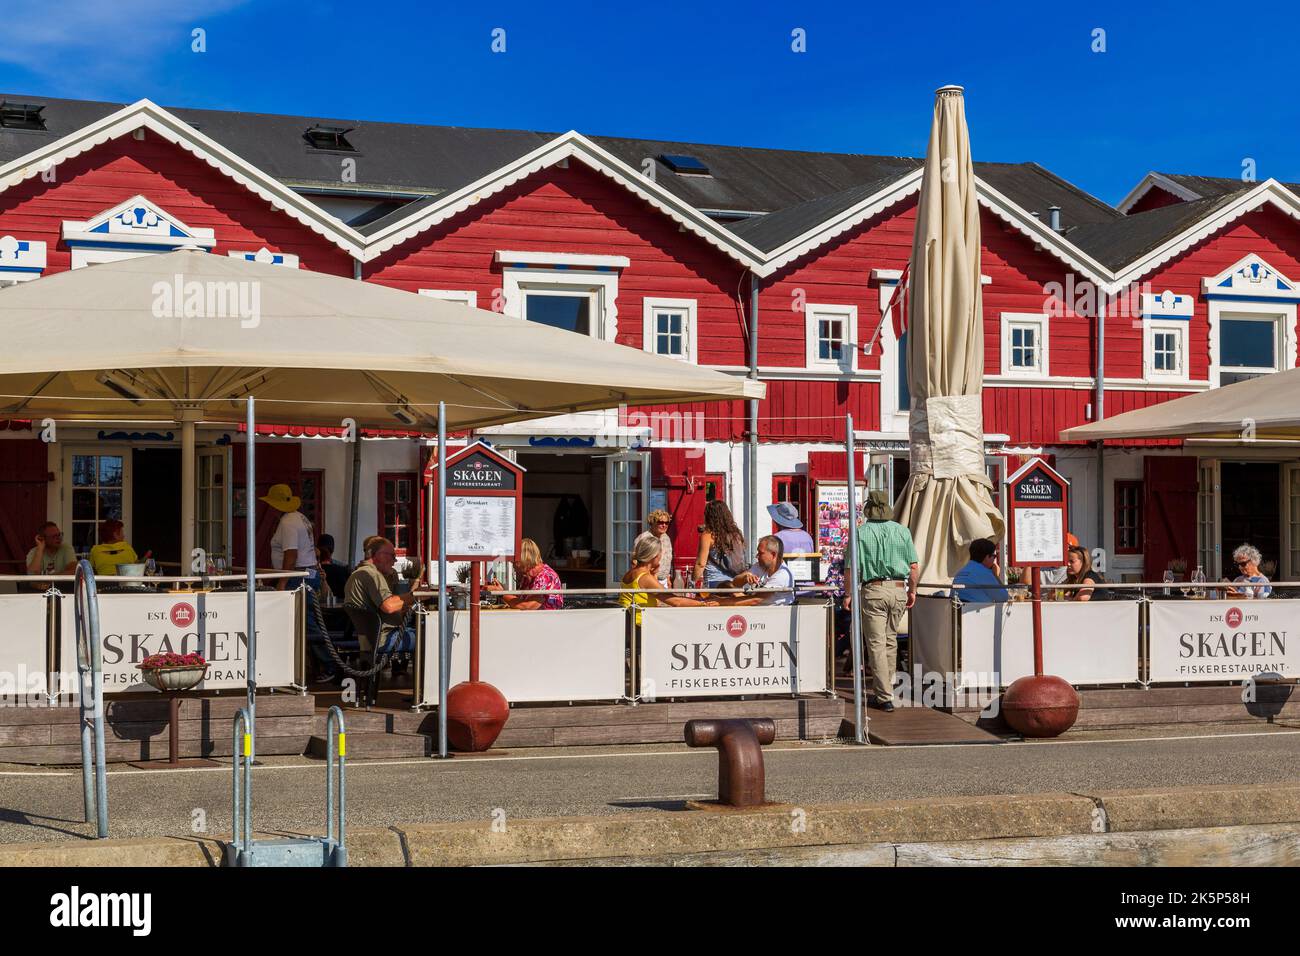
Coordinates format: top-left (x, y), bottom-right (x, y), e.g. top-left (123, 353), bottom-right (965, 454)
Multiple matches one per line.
top-left (605, 451), bottom-right (650, 588)
top-left (1285, 463), bottom-right (1300, 581)
top-left (1197, 458), bottom-right (1220, 579)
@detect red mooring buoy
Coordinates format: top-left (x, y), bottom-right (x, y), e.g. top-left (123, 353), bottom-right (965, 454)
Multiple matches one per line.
top-left (445, 679), bottom-right (509, 751)
top-left (1001, 673), bottom-right (1080, 738)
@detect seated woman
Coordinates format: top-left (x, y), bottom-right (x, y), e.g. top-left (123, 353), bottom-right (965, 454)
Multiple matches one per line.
top-left (621, 537), bottom-right (716, 621)
top-left (486, 538), bottom-right (564, 609)
top-left (1062, 545), bottom-right (1108, 601)
top-left (1228, 544), bottom-right (1272, 599)
top-left (89, 519), bottom-right (139, 577)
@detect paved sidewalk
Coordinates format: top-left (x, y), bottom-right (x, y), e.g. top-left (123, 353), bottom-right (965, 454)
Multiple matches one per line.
top-left (2, 723), bottom-right (1298, 846)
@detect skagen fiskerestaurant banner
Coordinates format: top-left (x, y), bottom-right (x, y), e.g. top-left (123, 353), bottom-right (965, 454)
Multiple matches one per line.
top-left (639, 605), bottom-right (829, 698)
top-left (57, 591), bottom-right (298, 692)
top-left (1149, 600), bottom-right (1299, 683)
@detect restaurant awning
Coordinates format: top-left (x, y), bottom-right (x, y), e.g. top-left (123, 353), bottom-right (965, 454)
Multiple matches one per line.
top-left (1061, 369), bottom-right (1300, 442)
top-left (0, 249), bottom-right (764, 431)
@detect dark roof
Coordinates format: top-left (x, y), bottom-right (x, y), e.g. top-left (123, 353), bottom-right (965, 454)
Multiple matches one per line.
top-left (1, 93), bottom-right (1123, 241)
top-left (1067, 189), bottom-right (1252, 270)
top-left (727, 174), bottom-right (915, 252)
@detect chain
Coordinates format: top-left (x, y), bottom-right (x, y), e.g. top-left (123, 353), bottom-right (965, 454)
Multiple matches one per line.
top-left (308, 587), bottom-right (419, 678)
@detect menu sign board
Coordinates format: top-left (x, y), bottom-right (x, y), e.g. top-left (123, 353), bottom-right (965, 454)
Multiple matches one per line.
top-left (426, 442), bottom-right (524, 561)
top-left (814, 481), bottom-right (866, 583)
top-left (1005, 458), bottom-right (1069, 567)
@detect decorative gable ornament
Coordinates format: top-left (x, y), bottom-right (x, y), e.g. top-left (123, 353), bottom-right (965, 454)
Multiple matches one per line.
top-left (0, 234), bottom-right (47, 283)
top-left (228, 248), bottom-right (300, 268)
top-left (1140, 289), bottom-right (1193, 319)
top-left (1201, 254), bottom-right (1300, 302)
top-left (62, 195), bottom-right (216, 251)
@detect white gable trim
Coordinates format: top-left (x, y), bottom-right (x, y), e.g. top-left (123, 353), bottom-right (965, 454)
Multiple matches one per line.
top-left (1108, 180), bottom-right (1300, 292)
top-left (0, 99), bottom-right (365, 257)
top-left (495, 250), bottom-right (630, 269)
top-left (63, 195), bottom-right (216, 249)
top-left (1115, 172), bottom-right (1202, 215)
top-left (362, 131), bottom-right (767, 269)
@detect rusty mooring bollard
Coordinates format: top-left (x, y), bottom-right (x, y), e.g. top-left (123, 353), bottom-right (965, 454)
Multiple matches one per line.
top-left (684, 718), bottom-right (776, 807)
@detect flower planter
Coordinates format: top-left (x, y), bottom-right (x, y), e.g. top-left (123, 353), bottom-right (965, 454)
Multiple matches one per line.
top-left (141, 665), bottom-right (208, 692)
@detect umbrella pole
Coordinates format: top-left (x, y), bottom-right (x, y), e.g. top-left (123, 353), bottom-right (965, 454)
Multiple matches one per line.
top-left (245, 396), bottom-right (257, 762)
top-left (181, 417), bottom-right (196, 570)
top-left (436, 403), bottom-right (449, 758)
top-left (845, 413), bottom-right (865, 744)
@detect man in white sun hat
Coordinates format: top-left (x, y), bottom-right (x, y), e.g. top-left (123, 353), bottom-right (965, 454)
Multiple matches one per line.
top-left (262, 483), bottom-right (333, 681)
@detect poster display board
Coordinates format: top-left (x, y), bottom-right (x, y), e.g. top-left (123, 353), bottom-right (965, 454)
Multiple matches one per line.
top-left (57, 590), bottom-right (298, 693)
top-left (638, 604), bottom-right (829, 698)
top-left (419, 608), bottom-right (626, 704)
top-left (0, 594), bottom-right (53, 699)
top-left (814, 481), bottom-right (865, 582)
top-left (1148, 599), bottom-right (1300, 683)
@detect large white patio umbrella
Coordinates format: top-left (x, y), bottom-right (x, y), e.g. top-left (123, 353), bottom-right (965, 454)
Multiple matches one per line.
top-left (0, 247), bottom-right (765, 762)
top-left (1063, 368), bottom-right (1300, 441)
top-left (0, 249), bottom-right (764, 559)
top-left (894, 86), bottom-right (1004, 586)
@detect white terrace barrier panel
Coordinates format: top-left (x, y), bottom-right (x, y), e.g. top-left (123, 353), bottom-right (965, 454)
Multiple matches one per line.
top-left (1149, 599), bottom-right (1300, 683)
top-left (910, 594), bottom-right (1140, 690)
top-left (638, 604), bottom-right (830, 699)
top-left (418, 608), bottom-right (628, 706)
top-left (0, 593), bottom-right (51, 698)
top-left (57, 589), bottom-right (299, 693)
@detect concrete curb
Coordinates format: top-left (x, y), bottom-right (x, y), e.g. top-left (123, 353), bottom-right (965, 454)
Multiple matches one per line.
top-left (3, 782), bottom-right (1298, 867)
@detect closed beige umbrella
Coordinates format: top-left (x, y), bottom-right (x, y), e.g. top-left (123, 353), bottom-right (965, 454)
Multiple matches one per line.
top-left (894, 86), bottom-right (1004, 586)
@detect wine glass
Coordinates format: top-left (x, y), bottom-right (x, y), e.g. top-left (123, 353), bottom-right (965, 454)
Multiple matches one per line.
top-left (1162, 569), bottom-right (1174, 598)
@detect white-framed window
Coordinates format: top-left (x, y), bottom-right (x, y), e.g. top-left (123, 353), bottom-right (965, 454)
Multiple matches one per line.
top-left (804, 303), bottom-right (857, 372)
top-left (501, 267), bottom-right (619, 341)
top-left (1144, 321), bottom-right (1190, 381)
top-left (642, 297), bottom-right (697, 363)
top-left (875, 277), bottom-right (910, 432)
top-left (1000, 313), bottom-right (1049, 377)
top-left (1203, 255), bottom-right (1299, 387)
top-left (419, 288), bottom-right (478, 308)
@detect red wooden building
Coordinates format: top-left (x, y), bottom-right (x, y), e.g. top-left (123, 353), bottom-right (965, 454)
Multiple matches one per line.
top-left (0, 95), bottom-right (1295, 585)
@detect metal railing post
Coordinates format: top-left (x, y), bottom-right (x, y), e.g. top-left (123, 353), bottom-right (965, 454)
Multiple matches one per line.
top-left (74, 560), bottom-right (108, 838)
top-left (231, 707), bottom-right (253, 864)
top-left (325, 705), bottom-right (346, 865)
top-left (844, 414), bottom-right (865, 744)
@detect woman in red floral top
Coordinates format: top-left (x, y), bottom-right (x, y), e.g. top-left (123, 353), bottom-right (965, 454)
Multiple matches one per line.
top-left (487, 538), bottom-right (565, 610)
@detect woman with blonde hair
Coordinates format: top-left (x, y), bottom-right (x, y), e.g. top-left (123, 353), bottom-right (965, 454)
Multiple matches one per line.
top-left (621, 536), bottom-right (715, 622)
top-left (486, 537), bottom-right (564, 609)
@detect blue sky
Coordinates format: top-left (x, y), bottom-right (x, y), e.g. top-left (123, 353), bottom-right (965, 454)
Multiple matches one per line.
top-left (1, 0), bottom-right (1294, 205)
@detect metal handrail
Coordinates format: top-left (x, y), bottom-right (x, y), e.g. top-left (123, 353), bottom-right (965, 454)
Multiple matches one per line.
top-left (231, 707), bottom-right (253, 862)
top-left (325, 706), bottom-right (346, 856)
top-left (72, 560), bottom-right (108, 839)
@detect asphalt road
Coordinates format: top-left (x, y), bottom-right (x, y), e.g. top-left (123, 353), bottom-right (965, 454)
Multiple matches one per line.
top-left (3, 725), bottom-right (1299, 844)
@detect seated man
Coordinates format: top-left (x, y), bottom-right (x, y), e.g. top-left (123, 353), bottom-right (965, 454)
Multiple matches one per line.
top-left (730, 534), bottom-right (795, 606)
top-left (952, 539), bottom-right (1010, 604)
top-left (343, 537), bottom-right (419, 705)
top-left (27, 521), bottom-right (77, 591)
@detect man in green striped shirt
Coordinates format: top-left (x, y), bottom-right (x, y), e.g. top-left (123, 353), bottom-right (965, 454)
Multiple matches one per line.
top-left (854, 491), bottom-right (919, 711)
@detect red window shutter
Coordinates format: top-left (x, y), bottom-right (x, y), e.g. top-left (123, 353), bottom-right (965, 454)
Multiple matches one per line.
top-left (807, 451), bottom-right (865, 483)
top-left (1143, 456), bottom-right (1198, 578)
top-left (0, 438), bottom-right (50, 571)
